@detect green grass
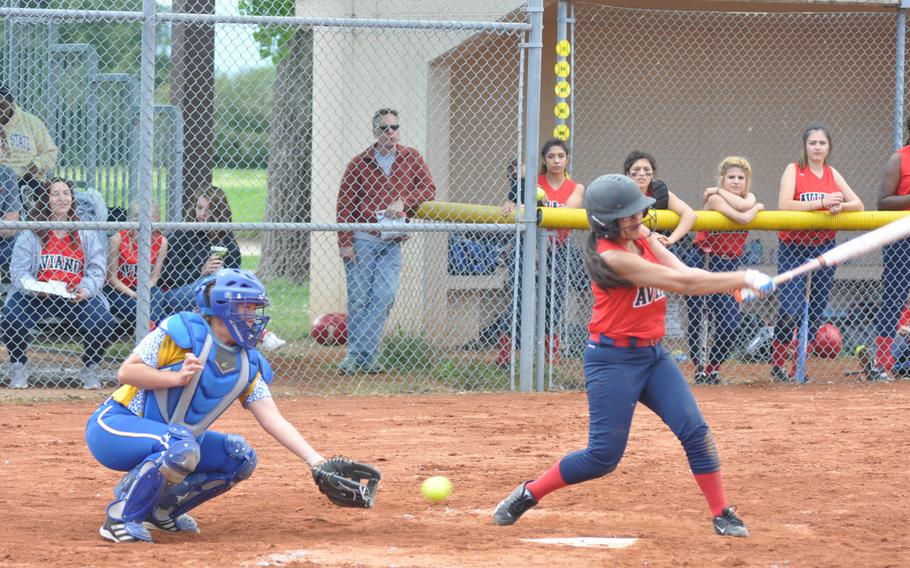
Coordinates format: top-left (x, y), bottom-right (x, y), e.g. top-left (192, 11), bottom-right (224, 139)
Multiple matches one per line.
top-left (212, 168), bottom-right (267, 223)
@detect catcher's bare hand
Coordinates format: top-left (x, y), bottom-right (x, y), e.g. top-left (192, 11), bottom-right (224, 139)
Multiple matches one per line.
top-left (311, 456), bottom-right (381, 508)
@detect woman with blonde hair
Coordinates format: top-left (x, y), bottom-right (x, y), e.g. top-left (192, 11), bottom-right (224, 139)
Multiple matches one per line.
top-left (686, 156), bottom-right (764, 384)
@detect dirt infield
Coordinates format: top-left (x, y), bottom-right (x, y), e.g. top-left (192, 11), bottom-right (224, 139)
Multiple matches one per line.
top-left (2, 383), bottom-right (909, 568)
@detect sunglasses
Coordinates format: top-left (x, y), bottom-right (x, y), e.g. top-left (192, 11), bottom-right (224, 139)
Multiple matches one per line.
top-left (378, 124), bottom-right (400, 132)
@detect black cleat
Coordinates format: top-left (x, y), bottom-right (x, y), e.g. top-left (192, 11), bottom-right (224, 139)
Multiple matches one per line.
top-left (492, 481), bottom-right (538, 526)
top-left (693, 371), bottom-right (707, 385)
top-left (855, 345), bottom-right (892, 382)
top-left (712, 505), bottom-right (750, 537)
top-left (100, 517), bottom-right (152, 543)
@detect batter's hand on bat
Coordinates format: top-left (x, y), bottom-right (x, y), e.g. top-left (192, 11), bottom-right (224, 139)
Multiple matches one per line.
top-left (740, 269), bottom-right (776, 302)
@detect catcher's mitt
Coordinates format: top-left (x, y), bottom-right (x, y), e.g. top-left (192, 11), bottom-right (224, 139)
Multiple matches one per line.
top-left (311, 456), bottom-right (381, 508)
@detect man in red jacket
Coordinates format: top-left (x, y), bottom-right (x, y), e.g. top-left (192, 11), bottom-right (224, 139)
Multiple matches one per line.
top-left (335, 108), bottom-right (436, 374)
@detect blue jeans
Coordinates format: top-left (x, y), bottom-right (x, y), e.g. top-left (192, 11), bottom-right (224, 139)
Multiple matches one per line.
top-left (558, 342), bottom-right (719, 484)
top-left (0, 291), bottom-right (116, 365)
top-left (164, 280), bottom-right (205, 315)
top-left (343, 234), bottom-right (402, 367)
top-left (106, 287), bottom-right (166, 325)
top-left (774, 241), bottom-right (837, 342)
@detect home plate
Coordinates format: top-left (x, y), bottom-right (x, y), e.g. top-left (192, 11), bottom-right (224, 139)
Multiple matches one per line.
top-left (521, 537), bottom-right (638, 549)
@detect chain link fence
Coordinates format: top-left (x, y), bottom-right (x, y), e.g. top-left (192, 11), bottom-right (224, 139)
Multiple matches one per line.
top-left (1, 1), bottom-right (909, 393)
top-left (0, 0), bottom-right (530, 392)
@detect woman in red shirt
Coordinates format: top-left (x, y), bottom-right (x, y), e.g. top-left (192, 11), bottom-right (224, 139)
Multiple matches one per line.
top-left (493, 174), bottom-right (774, 537)
top-left (497, 139), bottom-right (585, 367)
top-left (687, 156), bottom-right (764, 384)
top-left (106, 205), bottom-right (169, 328)
top-left (773, 124), bottom-right (863, 383)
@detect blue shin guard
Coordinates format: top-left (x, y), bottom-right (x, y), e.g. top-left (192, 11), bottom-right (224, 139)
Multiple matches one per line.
top-left (151, 434), bottom-right (257, 526)
top-left (102, 426), bottom-right (200, 543)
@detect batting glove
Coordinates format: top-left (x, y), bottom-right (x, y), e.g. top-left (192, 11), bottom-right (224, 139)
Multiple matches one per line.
top-left (744, 269), bottom-right (776, 299)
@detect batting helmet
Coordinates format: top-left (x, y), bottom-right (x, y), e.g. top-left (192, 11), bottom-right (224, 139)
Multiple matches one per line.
top-left (310, 312), bottom-right (348, 346)
top-left (195, 268), bottom-right (270, 349)
top-left (811, 323), bottom-right (843, 359)
top-left (583, 174), bottom-right (655, 237)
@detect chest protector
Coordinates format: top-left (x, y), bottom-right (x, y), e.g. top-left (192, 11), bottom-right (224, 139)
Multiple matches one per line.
top-left (144, 313), bottom-right (272, 437)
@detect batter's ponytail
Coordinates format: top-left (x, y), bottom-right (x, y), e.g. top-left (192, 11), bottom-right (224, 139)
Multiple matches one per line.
top-left (584, 231), bottom-right (631, 291)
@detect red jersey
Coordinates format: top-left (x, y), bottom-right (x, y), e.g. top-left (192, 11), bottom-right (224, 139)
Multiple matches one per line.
top-left (895, 146), bottom-right (910, 200)
top-left (693, 230), bottom-right (748, 258)
top-left (538, 174), bottom-right (576, 244)
top-left (588, 237), bottom-right (667, 339)
top-left (37, 231), bottom-right (84, 288)
top-left (116, 229), bottom-right (164, 290)
top-left (779, 163), bottom-right (838, 245)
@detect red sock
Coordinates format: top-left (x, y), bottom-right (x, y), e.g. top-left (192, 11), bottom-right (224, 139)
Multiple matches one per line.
top-left (526, 461), bottom-right (567, 501)
top-left (771, 339), bottom-right (789, 369)
top-left (875, 336), bottom-right (895, 370)
top-left (693, 471), bottom-right (728, 517)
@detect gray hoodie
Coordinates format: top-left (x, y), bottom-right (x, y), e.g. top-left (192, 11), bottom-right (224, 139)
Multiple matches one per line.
top-left (7, 229), bottom-right (109, 309)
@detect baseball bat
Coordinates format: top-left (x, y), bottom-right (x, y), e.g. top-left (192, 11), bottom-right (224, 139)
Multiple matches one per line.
top-left (735, 215), bottom-right (910, 302)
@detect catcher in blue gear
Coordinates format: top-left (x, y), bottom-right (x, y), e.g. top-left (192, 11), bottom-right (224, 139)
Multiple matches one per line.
top-left (85, 268), bottom-right (380, 543)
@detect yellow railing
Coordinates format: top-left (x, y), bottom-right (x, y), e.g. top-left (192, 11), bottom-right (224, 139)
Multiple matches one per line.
top-left (415, 201), bottom-right (910, 232)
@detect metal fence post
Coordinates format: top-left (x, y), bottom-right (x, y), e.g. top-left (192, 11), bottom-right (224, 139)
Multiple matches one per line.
top-left (895, 2), bottom-right (908, 151)
top-left (134, 0), bottom-right (157, 340)
top-left (519, 0), bottom-right (544, 392)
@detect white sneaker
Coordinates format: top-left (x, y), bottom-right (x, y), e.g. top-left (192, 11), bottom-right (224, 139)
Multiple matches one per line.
top-left (8, 362), bottom-right (28, 389)
top-left (80, 364), bottom-right (101, 390)
top-left (260, 330), bottom-right (287, 352)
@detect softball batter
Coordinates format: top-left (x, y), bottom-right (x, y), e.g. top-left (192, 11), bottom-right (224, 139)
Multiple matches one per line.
top-left (492, 174), bottom-right (775, 536)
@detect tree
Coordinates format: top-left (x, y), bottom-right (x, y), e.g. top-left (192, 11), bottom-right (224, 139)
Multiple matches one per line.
top-left (238, 0), bottom-right (312, 281)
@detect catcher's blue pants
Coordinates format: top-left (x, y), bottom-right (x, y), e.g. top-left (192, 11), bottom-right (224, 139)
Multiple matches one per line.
top-left (774, 240), bottom-right (837, 342)
top-left (86, 401), bottom-right (248, 477)
top-left (558, 341), bottom-right (720, 484)
top-left (876, 237), bottom-right (910, 337)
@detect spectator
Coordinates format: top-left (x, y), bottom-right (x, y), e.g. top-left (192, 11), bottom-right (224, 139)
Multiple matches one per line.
top-left (1, 178), bottom-right (115, 389)
top-left (336, 108), bottom-right (436, 374)
top-left (0, 153), bottom-right (23, 275)
top-left (496, 139), bottom-right (585, 367)
top-left (623, 150), bottom-right (697, 250)
top-left (159, 186), bottom-right (285, 351)
top-left (160, 186), bottom-right (242, 314)
top-left (0, 85), bottom-right (59, 211)
top-left (872, 117), bottom-right (910, 381)
top-left (106, 204), bottom-right (169, 329)
top-left (773, 123), bottom-right (864, 383)
top-left (685, 156), bottom-right (764, 385)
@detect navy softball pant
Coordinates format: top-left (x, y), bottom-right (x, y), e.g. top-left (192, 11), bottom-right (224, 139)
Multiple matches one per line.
top-left (684, 253), bottom-right (743, 367)
top-left (558, 341), bottom-right (721, 484)
top-left (774, 240), bottom-right (837, 343)
top-left (876, 237), bottom-right (910, 337)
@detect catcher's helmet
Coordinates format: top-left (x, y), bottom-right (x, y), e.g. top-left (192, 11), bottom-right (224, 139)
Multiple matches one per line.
top-left (811, 322), bottom-right (842, 359)
top-left (195, 268), bottom-right (270, 349)
top-left (310, 312), bottom-right (348, 346)
top-left (583, 174), bottom-right (655, 237)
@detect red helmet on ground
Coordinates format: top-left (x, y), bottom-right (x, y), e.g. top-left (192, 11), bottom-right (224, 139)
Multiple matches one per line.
top-left (811, 323), bottom-right (842, 359)
top-left (310, 312), bottom-right (348, 346)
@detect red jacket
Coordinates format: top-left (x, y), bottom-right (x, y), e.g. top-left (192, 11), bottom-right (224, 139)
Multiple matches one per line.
top-left (336, 144), bottom-right (436, 249)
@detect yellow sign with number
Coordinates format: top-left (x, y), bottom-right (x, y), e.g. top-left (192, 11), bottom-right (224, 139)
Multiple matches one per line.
top-left (553, 124), bottom-right (570, 141)
top-left (554, 102), bottom-right (570, 119)
top-left (554, 60), bottom-right (570, 78)
top-left (556, 39), bottom-right (571, 57)
top-left (554, 81), bottom-right (571, 99)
